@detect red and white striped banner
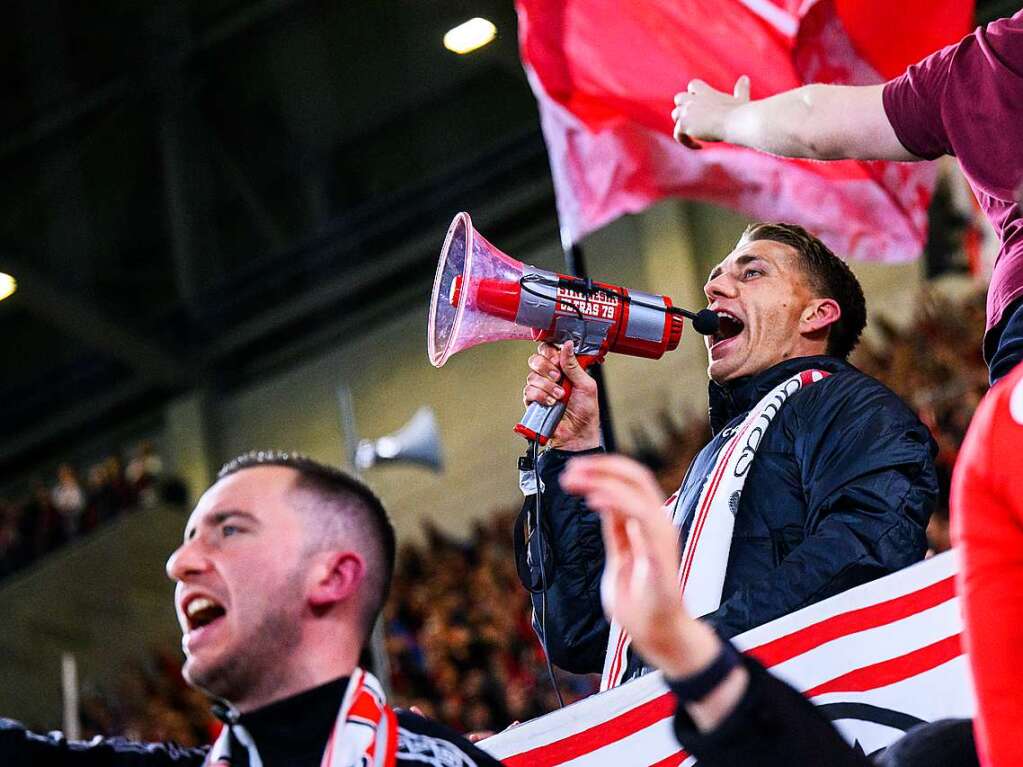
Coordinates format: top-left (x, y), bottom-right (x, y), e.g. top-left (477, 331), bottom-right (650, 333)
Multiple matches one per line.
top-left (480, 552), bottom-right (973, 765)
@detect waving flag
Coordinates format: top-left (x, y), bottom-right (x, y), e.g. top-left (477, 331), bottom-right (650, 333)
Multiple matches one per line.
top-left (518, 0), bottom-right (973, 262)
top-left (480, 552), bottom-right (973, 765)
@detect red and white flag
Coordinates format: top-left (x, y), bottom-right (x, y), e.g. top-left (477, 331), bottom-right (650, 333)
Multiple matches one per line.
top-left (517, 0), bottom-right (973, 262)
top-left (480, 552), bottom-right (974, 765)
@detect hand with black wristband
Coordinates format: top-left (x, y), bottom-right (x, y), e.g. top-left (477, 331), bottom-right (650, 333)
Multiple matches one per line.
top-left (560, 454), bottom-right (748, 730)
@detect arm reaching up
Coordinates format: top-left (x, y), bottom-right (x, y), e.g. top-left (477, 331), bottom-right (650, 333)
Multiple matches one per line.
top-left (561, 454), bottom-right (874, 767)
top-left (671, 78), bottom-right (919, 162)
top-left (560, 454), bottom-right (747, 730)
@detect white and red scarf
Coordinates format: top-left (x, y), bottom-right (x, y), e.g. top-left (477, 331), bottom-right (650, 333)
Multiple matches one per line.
top-left (601, 369), bottom-right (829, 690)
top-left (206, 667), bottom-right (397, 767)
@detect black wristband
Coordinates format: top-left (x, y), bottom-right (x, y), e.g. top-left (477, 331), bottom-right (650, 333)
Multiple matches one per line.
top-left (665, 640), bottom-right (741, 703)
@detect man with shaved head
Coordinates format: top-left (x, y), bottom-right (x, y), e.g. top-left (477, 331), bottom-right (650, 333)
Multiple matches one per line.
top-left (1, 451), bottom-right (505, 766)
top-left (516, 222), bottom-right (938, 689)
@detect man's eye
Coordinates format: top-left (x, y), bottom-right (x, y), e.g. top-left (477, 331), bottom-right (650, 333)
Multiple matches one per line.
top-left (222, 525), bottom-right (240, 537)
top-left (743, 269), bottom-right (763, 279)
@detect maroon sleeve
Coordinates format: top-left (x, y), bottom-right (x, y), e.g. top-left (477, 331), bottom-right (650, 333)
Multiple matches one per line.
top-left (881, 43), bottom-right (958, 160)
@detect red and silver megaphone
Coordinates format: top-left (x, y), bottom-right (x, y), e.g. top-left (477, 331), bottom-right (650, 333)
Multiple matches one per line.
top-left (428, 212), bottom-right (718, 445)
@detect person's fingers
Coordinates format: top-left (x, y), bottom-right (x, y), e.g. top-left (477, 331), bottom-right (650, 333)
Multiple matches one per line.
top-left (564, 454), bottom-right (663, 498)
top-left (537, 341), bottom-right (560, 361)
top-left (671, 93), bottom-right (693, 113)
top-left (733, 74), bottom-right (750, 101)
top-left (601, 506), bottom-right (630, 560)
top-left (624, 516), bottom-right (650, 568)
top-left (559, 341), bottom-right (594, 389)
top-left (601, 508), bottom-right (634, 606)
top-left (523, 380), bottom-right (565, 408)
top-left (467, 731), bottom-right (496, 743)
top-left (526, 372), bottom-right (565, 398)
top-left (687, 78), bottom-right (711, 94)
top-left (409, 706), bottom-right (425, 717)
top-left (673, 124), bottom-right (702, 150)
top-left (528, 352), bottom-right (563, 382)
top-left (583, 482), bottom-right (658, 520)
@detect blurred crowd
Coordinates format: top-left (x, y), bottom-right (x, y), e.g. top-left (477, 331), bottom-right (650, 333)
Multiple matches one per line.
top-left (46, 286), bottom-right (993, 745)
top-left (383, 514), bottom-right (597, 731)
top-left (0, 442), bottom-right (182, 580)
top-left (855, 287), bottom-right (988, 554)
top-left (79, 647), bottom-right (218, 748)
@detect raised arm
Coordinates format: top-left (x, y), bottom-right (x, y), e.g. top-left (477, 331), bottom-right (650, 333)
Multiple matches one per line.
top-left (671, 78), bottom-right (919, 162)
top-left (561, 454), bottom-right (874, 767)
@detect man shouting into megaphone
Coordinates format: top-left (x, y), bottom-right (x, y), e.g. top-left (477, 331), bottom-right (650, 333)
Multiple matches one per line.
top-left (515, 221), bottom-right (938, 690)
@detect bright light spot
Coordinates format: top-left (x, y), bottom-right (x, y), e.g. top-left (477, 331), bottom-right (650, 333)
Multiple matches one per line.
top-left (0, 273), bottom-right (15, 302)
top-left (443, 17), bottom-right (496, 54)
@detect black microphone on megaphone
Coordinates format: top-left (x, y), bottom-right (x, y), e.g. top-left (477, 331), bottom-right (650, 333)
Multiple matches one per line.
top-left (427, 212), bottom-right (718, 445)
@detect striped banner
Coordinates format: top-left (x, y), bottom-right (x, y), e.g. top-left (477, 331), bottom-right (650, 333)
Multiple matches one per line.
top-left (480, 552), bottom-right (973, 765)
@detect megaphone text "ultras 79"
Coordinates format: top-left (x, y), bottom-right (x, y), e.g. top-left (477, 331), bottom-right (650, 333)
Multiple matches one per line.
top-left (428, 212), bottom-right (718, 445)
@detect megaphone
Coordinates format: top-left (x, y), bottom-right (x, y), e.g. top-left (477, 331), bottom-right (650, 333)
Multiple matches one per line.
top-left (354, 406), bottom-right (444, 472)
top-left (428, 212), bottom-right (718, 445)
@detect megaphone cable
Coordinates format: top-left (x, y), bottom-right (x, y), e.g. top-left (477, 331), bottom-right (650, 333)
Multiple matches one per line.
top-left (518, 274), bottom-right (719, 337)
top-left (527, 406), bottom-right (568, 710)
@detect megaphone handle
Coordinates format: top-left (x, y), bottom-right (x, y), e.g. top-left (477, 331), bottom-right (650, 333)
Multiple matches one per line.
top-left (514, 364), bottom-right (580, 446)
top-left (515, 397), bottom-right (569, 446)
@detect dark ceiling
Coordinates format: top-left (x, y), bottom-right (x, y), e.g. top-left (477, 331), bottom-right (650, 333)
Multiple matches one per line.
top-left (0, 0), bottom-right (559, 477)
top-left (0, 0), bottom-right (1018, 479)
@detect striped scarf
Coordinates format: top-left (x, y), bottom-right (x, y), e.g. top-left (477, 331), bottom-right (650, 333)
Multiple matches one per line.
top-left (206, 668), bottom-right (397, 767)
top-left (601, 369), bottom-right (829, 690)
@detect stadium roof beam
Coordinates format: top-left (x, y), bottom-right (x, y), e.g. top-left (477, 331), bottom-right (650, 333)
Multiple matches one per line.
top-left (0, 0), bottom-right (309, 165)
top-left (0, 253), bottom-right (189, 388)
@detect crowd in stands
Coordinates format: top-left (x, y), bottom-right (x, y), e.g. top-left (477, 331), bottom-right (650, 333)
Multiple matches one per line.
top-left (855, 288), bottom-right (988, 555)
top-left (38, 286), bottom-right (994, 745)
top-left (383, 514), bottom-right (597, 731)
top-left (0, 442), bottom-right (178, 580)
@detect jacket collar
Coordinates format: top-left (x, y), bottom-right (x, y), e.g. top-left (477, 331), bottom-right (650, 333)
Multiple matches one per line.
top-left (707, 355), bottom-right (851, 434)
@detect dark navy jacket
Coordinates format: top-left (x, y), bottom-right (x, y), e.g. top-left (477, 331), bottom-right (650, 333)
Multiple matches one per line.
top-left (516, 356), bottom-right (937, 677)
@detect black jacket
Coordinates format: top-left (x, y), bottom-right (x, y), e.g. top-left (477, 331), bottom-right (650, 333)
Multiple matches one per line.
top-left (672, 654), bottom-right (977, 766)
top-left (671, 654), bottom-right (874, 766)
top-left (0, 676), bottom-right (504, 766)
top-left (516, 356), bottom-right (937, 676)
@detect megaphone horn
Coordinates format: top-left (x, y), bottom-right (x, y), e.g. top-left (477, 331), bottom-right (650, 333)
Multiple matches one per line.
top-left (355, 407), bottom-right (444, 472)
top-left (427, 212), bottom-right (718, 445)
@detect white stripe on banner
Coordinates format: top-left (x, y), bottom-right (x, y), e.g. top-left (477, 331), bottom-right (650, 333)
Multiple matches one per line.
top-left (769, 599), bottom-right (961, 691)
top-left (479, 552), bottom-right (973, 766)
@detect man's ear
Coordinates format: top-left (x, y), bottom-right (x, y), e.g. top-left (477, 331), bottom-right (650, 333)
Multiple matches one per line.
top-left (802, 297), bottom-right (841, 336)
top-left (308, 551), bottom-right (365, 609)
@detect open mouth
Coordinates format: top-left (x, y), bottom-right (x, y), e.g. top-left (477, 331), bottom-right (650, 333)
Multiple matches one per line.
top-left (184, 595), bottom-right (227, 632)
top-left (710, 311), bottom-right (745, 348)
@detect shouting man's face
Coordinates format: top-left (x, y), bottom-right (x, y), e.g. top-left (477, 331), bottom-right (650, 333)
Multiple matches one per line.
top-left (166, 467), bottom-right (310, 705)
top-left (703, 239), bottom-right (834, 383)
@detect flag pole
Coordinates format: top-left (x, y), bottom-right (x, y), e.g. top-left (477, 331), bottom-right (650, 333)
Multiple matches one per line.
top-left (563, 242), bottom-right (617, 453)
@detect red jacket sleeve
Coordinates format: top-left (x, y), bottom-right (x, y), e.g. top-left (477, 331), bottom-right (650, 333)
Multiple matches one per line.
top-left (951, 363), bottom-right (1023, 767)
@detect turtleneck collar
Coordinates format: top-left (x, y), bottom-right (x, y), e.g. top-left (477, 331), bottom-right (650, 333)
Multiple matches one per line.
top-left (707, 355), bottom-right (850, 434)
top-left (229, 675), bottom-right (350, 766)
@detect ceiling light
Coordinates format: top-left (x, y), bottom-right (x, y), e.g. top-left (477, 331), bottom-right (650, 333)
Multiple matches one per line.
top-left (443, 18), bottom-right (496, 54)
top-left (0, 273), bottom-right (15, 302)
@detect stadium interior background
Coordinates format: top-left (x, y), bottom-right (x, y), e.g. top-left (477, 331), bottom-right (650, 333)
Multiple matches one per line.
top-left (0, 0), bottom-right (1016, 744)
